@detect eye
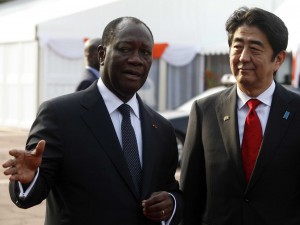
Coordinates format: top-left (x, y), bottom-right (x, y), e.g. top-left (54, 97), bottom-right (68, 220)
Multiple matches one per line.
top-left (231, 44), bottom-right (243, 53)
top-left (119, 47), bottom-right (130, 53)
top-left (250, 46), bottom-right (262, 53)
top-left (141, 49), bottom-right (152, 56)
top-left (251, 47), bottom-right (259, 51)
top-left (233, 44), bottom-right (243, 50)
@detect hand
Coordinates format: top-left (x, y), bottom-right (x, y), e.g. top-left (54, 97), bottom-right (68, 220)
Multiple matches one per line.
top-left (142, 191), bottom-right (174, 222)
top-left (2, 140), bottom-right (45, 183)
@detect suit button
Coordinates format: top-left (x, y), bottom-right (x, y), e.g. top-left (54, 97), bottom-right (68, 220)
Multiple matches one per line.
top-left (244, 198), bottom-right (250, 203)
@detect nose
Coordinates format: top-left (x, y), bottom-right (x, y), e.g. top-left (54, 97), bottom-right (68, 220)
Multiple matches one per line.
top-left (128, 50), bottom-right (143, 65)
top-left (239, 48), bottom-right (251, 62)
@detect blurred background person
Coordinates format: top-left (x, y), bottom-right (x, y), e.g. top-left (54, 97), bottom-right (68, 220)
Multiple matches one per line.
top-left (75, 38), bottom-right (102, 91)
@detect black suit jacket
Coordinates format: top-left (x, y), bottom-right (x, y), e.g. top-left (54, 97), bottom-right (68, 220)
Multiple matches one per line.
top-left (9, 82), bottom-right (183, 225)
top-left (75, 68), bottom-right (99, 91)
top-left (180, 83), bottom-right (300, 225)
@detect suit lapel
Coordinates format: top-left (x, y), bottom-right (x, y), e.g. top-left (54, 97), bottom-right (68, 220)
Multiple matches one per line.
top-left (137, 96), bottom-right (159, 198)
top-left (216, 86), bottom-right (246, 186)
top-left (247, 84), bottom-right (296, 190)
top-left (80, 83), bottom-right (139, 200)
top-left (215, 84), bottom-right (296, 190)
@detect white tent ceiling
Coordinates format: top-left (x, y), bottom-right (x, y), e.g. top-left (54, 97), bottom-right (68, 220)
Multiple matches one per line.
top-left (37, 0), bottom-right (283, 54)
top-left (0, 0), bottom-right (120, 42)
top-left (0, 0), bottom-right (284, 54)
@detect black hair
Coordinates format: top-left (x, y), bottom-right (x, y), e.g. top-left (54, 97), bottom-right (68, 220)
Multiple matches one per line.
top-left (101, 17), bottom-right (154, 46)
top-left (225, 7), bottom-right (288, 59)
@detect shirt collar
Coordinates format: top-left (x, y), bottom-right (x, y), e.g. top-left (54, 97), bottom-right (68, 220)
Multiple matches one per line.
top-left (237, 80), bottom-right (275, 109)
top-left (97, 78), bottom-right (140, 118)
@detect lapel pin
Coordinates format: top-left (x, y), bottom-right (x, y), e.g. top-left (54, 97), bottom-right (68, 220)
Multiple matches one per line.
top-left (283, 111), bottom-right (290, 120)
top-left (223, 116), bottom-right (230, 121)
top-left (152, 123), bottom-right (158, 128)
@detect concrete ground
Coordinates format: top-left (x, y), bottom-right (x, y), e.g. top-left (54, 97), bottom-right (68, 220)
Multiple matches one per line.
top-left (0, 128), bottom-right (45, 225)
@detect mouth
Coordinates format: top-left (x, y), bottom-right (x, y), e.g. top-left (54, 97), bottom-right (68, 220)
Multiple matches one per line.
top-left (123, 70), bottom-right (142, 79)
top-left (237, 63), bottom-right (254, 72)
top-left (238, 66), bottom-right (253, 70)
top-left (237, 66), bottom-right (256, 74)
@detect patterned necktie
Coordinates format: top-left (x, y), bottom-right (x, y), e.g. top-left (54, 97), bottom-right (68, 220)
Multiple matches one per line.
top-left (241, 99), bottom-right (262, 183)
top-left (118, 104), bottom-right (142, 195)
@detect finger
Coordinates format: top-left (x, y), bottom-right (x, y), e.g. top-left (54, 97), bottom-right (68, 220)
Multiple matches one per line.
top-left (8, 149), bottom-right (23, 158)
top-left (9, 172), bottom-right (22, 182)
top-left (2, 158), bottom-right (15, 168)
top-left (3, 165), bottom-right (17, 176)
top-left (9, 174), bottom-right (19, 182)
top-left (143, 208), bottom-right (171, 221)
top-left (142, 198), bottom-right (164, 216)
top-left (33, 140), bottom-right (46, 157)
top-left (22, 140), bottom-right (46, 157)
top-left (143, 191), bottom-right (164, 206)
top-left (149, 191), bottom-right (160, 197)
top-left (142, 193), bottom-right (174, 221)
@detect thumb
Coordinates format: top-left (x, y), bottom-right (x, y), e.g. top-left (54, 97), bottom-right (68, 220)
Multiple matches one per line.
top-left (32, 140), bottom-right (46, 157)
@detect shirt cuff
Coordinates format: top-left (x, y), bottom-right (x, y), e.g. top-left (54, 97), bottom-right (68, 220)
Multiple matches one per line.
top-left (18, 168), bottom-right (39, 199)
top-left (161, 192), bottom-right (176, 225)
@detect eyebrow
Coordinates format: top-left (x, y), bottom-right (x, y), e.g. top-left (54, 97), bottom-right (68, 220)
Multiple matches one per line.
top-left (233, 37), bottom-right (264, 47)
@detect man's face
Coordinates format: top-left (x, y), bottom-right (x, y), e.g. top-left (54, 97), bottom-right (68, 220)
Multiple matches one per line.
top-left (229, 25), bottom-right (285, 97)
top-left (99, 20), bottom-right (153, 102)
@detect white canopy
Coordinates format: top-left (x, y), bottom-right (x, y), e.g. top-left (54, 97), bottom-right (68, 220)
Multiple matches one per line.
top-left (0, 0), bottom-right (282, 54)
top-left (0, 0), bottom-right (120, 42)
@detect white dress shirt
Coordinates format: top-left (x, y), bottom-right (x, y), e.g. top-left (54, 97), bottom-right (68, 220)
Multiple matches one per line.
top-left (97, 78), bottom-right (143, 166)
top-left (237, 81), bottom-right (275, 146)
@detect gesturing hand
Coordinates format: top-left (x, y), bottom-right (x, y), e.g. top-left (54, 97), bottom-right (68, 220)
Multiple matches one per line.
top-left (2, 140), bottom-right (45, 184)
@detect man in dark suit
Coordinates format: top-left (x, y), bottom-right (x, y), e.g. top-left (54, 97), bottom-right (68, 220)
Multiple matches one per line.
top-left (180, 7), bottom-right (300, 225)
top-left (75, 38), bottom-right (102, 91)
top-left (2, 17), bottom-right (183, 225)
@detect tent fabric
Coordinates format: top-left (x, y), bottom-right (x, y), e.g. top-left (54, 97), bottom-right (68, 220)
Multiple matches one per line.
top-left (153, 43), bottom-right (199, 66)
top-left (0, 0), bottom-right (284, 53)
top-left (43, 38), bottom-right (85, 59)
top-left (41, 40), bottom-right (199, 65)
top-left (0, 0), bottom-right (120, 42)
top-left (162, 45), bottom-right (200, 67)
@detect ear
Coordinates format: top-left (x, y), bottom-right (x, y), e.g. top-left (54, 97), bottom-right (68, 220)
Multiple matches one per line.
top-left (98, 45), bottom-right (106, 66)
top-left (274, 50), bottom-right (286, 71)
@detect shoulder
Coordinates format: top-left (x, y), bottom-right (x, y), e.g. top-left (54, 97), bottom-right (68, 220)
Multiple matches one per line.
top-left (195, 85), bottom-right (235, 108)
top-left (42, 83), bottom-right (100, 111)
top-left (75, 80), bottom-right (94, 91)
top-left (275, 83), bottom-right (300, 105)
top-left (138, 97), bottom-right (174, 129)
top-left (142, 101), bottom-right (170, 122)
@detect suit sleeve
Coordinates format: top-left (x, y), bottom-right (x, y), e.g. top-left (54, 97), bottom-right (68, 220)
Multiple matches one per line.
top-left (151, 109), bottom-right (184, 225)
top-left (10, 100), bottom-right (64, 209)
top-left (168, 135), bottom-right (184, 225)
top-left (160, 118), bottom-right (184, 225)
top-left (180, 101), bottom-right (207, 225)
